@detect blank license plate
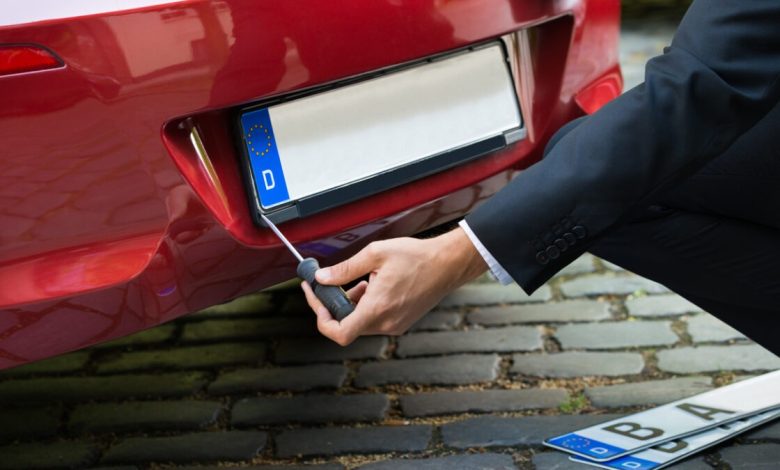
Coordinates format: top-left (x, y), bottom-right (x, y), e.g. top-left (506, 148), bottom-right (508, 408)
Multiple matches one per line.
top-left (238, 43), bottom-right (523, 224)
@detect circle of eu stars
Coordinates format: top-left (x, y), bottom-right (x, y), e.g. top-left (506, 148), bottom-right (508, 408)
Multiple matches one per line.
top-left (247, 123), bottom-right (272, 157)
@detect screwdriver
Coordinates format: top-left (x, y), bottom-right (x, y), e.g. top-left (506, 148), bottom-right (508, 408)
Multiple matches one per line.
top-left (261, 213), bottom-right (355, 321)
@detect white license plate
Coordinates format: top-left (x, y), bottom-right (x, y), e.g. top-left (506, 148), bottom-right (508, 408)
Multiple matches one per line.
top-left (545, 370), bottom-right (780, 461)
top-left (571, 408), bottom-right (780, 470)
top-left (239, 43), bottom-right (522, 221)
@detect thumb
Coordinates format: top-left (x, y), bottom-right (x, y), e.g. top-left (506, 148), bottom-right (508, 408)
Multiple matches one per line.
top-left (316, 243), bottom-right (379, 285)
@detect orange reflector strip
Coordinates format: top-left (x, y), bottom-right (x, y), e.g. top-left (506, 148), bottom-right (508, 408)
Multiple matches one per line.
top-left (0, 45), bottom-right (62, 76)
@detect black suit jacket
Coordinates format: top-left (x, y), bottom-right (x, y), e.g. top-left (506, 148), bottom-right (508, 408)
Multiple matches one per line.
top-left (465, 0), bottom-right (780, 293)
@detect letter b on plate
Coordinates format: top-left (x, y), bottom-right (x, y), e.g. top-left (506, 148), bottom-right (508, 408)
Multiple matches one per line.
top-left (603, 422), bottom-right (664, 441)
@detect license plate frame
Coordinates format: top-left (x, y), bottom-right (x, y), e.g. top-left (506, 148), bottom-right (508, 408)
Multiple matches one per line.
top-left (235, 41), bottom-right (524, 226)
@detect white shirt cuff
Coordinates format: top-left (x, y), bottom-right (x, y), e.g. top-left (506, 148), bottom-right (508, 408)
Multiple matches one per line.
top-left (458, 219), bottom-right (514, 285)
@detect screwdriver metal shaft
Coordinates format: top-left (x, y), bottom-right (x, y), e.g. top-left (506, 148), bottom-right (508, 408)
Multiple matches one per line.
top-left (261, 214), bottom-right (303, 262)
top-left (261, 214), bottom-right (355, 320)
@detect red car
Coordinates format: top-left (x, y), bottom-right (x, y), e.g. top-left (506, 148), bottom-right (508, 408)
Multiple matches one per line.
top-left (0, 0), bottom-right (622, 368)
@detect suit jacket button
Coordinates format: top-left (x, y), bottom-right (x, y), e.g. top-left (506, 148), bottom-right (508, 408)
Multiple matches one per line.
top-left (572, 225), bottom-right (587, 239)
top-left (563, 233), bottom-right (576, 245)
top-left (536, 251), bottom-right (549, 265)
top-left (546, 246), bottom-right (561, 260)
top-left (554, 238), bottom-right (568, 251)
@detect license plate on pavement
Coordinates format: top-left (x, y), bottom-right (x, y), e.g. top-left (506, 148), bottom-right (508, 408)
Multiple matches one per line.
top-left (571, 408), bottom-right (780, 470)
top-left (237, 43), bottom-right (523, 225)
top-left (544, 370), bottom-right (780, 461)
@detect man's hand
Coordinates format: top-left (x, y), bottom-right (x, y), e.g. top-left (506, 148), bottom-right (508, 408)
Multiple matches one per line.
top-left (301, 227), bottom-right (488, 346)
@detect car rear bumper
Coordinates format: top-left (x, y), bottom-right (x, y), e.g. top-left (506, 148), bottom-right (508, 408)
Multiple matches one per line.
top-left (0, 0), bottom-right (621, 367)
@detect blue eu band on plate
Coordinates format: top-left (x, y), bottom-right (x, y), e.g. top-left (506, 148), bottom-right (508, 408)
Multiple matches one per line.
top-left (241, 108), bottom-right (289, 208)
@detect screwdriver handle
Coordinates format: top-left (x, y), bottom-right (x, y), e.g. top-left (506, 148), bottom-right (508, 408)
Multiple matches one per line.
top-left (297, 258), bottom-right (355, 321)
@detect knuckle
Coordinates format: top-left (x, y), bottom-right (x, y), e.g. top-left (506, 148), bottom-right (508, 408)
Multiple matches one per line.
top-left (364, 242), bottom-right (379, 257)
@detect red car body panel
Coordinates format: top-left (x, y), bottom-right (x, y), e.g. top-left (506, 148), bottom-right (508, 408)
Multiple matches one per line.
top-left (0, 0), bottom-right (621, 368)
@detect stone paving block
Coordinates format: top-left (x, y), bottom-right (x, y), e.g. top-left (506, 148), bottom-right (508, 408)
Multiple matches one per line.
top-left (554, 321), bottom-right (678, 349)
top-left (558, 255), bottom-right (597, 276)
top-left (275, 337), bottom-right (388, 364)
top-left (532, 452), bottom-right (587, 470)
top-left (97, 343), bottom-right (267, 373)
top-left (90, 466), bottom-right (139, 470)
top-left (512, 352), bottom-right (645, 377)
top-left (232, 394), bottom-right (389, 425)
top-left (0, 407), bottom-right (61, 440)
top-left (277, 291), bottom-right (320, 316)
top-left (355, 354), bottom-right (500, 387)
top-left (686, 314), bottom-right (746, 342)
top-left (441, 414), bottom-right (622, 448)
top-left (396, 326), bottom-right (542, 357)
top-left (561, 275), bottom-right (668, 297)
top-left (657, 345), bottom-right (780, 373)
top-left (0, 373), bottom-right (208, 403)
top-left (194, 292), bottom-right (274, 316)
top-left (0, 441), bottom-right (98, 469)
top-left (746, 420), bottom-right (780, 440)
top-left (276, 425), bottom-right (432, 458)
top-left (248, 466), bottom-right (344, 470)
top-left (625, 294), bottom-right (701, 317)
top-left (719, 443), bottom-right (780, 469)
top-left (468, 300), bottom-right (611, 325)
top-left (69, 400), bottom-right (222, 433)
top-left (584, 377), bottom-right (712, 408)
top-left (96, 324), bottom-right (177, 348)
top-left (357, 453), bottom-right (516, 469)
top-left (438, 284), bottom-right (552, 308)
top-left (176, 466), bottom-right (342, 470)
top-left (182, 317), bottom-right (315, 342)
top-left (209, 364), bottom-right (347, 394)
top-left (101, 431), bottom-right (267, 464)
top-left (0, 351), bottom-right (90, 375)
top-left (668, 457), bottom-right (717, 470)
top-left (400, 388), bottom-right (568, 417)
top-left (231, 466), bottom-right (343, 470)
top-left (410, 312), bottom-right (461, 331)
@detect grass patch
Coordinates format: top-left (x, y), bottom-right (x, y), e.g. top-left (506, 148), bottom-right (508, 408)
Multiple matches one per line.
top-left (559, 393), bottom-right (589, 414)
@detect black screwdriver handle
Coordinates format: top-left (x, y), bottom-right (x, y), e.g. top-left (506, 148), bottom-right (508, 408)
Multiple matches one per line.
top-left (297, 258), bottom-right (355, 321)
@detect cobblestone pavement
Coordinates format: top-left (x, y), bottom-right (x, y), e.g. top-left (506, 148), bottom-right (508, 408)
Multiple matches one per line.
top-left (2, 253), bottom-right (778, 469)
top-left (2, 22), bottom-right (780, 470)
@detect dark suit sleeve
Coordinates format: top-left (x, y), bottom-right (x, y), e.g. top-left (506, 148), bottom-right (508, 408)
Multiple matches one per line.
top-left (465, 0), bottom-right (780, 293)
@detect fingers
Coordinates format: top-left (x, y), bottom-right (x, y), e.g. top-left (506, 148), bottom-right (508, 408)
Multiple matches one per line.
top-left (316, 243), bottom-right (381, 285)
top-left (301, 281), bottom-right (329, 318)
top-left (301, 280), bottom-right (367, 315)
top-left (346, 280), bottom-right (368, 303)
top-left (301, 281), bottom-right (344, 341)
top-left (301, 280), bottom-right (372, 347)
